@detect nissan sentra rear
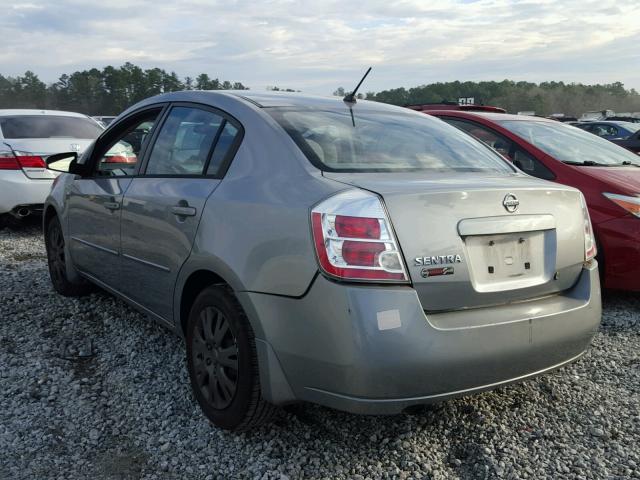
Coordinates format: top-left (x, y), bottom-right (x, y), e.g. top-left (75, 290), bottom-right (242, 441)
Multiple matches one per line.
top-left (259, 98), bottom-right (601, 415)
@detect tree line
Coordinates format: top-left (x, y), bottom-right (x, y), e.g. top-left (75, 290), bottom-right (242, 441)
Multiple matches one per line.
top-left (2, 63), bottom-right (639, 117)
top-left (362, 80), bottom-right (640, 116)
top-left (0, 63), bottom-right (248, 115)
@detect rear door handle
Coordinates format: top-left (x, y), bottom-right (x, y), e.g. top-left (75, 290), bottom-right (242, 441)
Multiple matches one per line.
top-left (104, 202), bottom-right (120, 211)
top-left (171, 205), bottom-right (197, 217)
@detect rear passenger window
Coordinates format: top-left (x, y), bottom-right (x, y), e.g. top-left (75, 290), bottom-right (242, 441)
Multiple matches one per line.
top-left (145, 107), bottom-right (224, 176)
top-left (513, 149), bottom-right (555, 180)
top-left (445, 118), bottom-right (514, 160)
top-left (206, 122), bottom-right (239, 175)
top-left (445, 118), bottom-right (555, 180)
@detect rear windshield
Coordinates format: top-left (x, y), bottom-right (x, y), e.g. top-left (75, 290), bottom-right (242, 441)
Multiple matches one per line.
top-left (498, 120), bottom-right (640, 166)
top-left (0, 115), bottom-right (102, 139)
top-left (267, 107), bottom-right (514, 173)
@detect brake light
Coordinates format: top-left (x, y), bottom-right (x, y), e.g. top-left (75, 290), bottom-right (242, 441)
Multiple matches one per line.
top-left (16, 155), bottom-right (46, 168)
top-left (335, 215), bottom-right (381, 239)
top-left (104, 154), bottom-right (137, 164)
top-left (0, 151), bottom-right (19, 170)
top-left (0, 150), bottom-right (47, 169)
top-left (311, 190), bottom-right (408, 282)
top-left (580, 194), bottom-right (597, 261)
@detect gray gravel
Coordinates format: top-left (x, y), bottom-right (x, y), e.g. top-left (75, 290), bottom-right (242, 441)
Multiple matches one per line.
top-left (1, 220), bottom-right (639, 480)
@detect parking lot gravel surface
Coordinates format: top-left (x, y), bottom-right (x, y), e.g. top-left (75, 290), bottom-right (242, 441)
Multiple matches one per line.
top-left (0, 220), bottom-right (639, 480)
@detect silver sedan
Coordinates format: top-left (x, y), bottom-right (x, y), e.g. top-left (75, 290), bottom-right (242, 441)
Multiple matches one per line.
top-left (43, 91), bottom-right (601, 430)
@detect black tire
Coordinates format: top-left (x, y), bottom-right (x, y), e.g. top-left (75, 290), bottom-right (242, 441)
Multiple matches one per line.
top-left (186, 286), bottom-right (278, 431)
top-left (45, 216), bottom-right (93, 297)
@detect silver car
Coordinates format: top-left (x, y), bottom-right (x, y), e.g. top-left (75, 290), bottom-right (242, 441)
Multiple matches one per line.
top-left (0, 109), bottom-right (102, 219)
top-left (43, 91), bottom-right (601, 431)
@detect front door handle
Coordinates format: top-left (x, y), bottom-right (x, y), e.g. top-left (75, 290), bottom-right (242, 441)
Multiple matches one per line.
top-left (171, 205), bottom-right (197, 217)
top-left (104, 201), bottom-right (120, 211)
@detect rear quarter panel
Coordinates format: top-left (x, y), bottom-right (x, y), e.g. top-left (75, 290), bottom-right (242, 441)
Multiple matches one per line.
top-left (173, 99), bottom-right (343, 327)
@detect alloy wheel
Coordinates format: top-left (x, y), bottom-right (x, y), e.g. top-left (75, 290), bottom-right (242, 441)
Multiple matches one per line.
top-left (47, 222), bottom-right (67, 285)
top-left (191, 306), bottom-right (239, 409)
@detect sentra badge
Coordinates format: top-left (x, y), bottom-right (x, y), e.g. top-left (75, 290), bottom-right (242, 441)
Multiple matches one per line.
top-left (414, 254), bottom-right (462, 266)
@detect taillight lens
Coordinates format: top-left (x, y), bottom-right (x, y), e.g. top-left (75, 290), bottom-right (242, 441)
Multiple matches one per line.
top-left (16, 155), bottom-right (46, 168)
top-left (580, 194), bottom-right (597, 261)
top-left (104, 154), bottom-right (137, 164)
top-left (311, 190), bottom-right (408, 282)
top-left (603, 192), bottom-right (640, 218)
top-left (0, 150), bottom-right (46, 169)
top-left (0, 150), bottom-right (19, 170)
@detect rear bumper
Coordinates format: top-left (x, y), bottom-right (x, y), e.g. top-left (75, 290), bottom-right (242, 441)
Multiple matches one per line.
top-left (0, 171), bottom-right (52, 214)
top-left (597, 216), bottom-right (640, 291)
top-left (244, 262), bottom-right (601, 414)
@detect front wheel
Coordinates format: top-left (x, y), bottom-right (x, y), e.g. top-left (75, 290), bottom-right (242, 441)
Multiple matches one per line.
top-left (186, 286), bottom-right (278, 431)
top-left (45, 216), bottom-right (93, 297)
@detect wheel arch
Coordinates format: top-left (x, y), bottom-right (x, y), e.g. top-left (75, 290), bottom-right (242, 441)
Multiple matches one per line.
top-left (43, 204), bottom-right (59, 230)
top-left (175, 265), bottom-right (296, 407)
top-left (178, 269), bottom-right (228, 339)
top-left (175, 259), bottom-right (262, 340)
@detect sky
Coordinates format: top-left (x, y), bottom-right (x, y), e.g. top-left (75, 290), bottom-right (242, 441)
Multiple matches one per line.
top-left (1, 0), bottom-right (639, 94)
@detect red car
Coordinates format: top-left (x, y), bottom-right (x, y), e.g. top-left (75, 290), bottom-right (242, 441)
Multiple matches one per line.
top-left (424, 110), bottom-right (640, 291)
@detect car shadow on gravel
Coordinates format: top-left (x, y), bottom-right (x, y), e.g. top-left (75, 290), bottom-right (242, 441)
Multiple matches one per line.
top-left (0, 213), bottom-right (42, 232)
top-left (290, 403), bottom-right (498, 479)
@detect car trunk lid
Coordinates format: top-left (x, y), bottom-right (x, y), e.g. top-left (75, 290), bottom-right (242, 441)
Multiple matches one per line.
top-left (324, 172), bottom-right (586, 311)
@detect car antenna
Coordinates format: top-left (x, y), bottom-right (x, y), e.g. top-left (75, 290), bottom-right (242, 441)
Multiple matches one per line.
top-left (343, 67), bottom-right (372, 104)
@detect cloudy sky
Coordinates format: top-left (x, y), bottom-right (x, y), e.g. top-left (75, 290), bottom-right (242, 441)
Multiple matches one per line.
top-left (1, 0), bottom-right (639, 94)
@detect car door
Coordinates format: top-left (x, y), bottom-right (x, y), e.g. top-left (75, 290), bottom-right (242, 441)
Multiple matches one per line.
top-left (119, 103), bottom-right (242, 322)
top-left (614, 130), bottom-right (640, 154)
top-left (67, 107), bottom-right (164, 287)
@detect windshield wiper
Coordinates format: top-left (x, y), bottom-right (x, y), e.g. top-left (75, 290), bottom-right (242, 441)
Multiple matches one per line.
top-left (562, 160), bottom-right (608, 166)
top-left (620, 161), bottom-right (639, 167)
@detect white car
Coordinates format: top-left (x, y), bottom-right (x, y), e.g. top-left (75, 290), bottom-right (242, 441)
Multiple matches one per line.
top-left (92, 116), bottom-right (117, 128)
top-left (0, 109), bottom-right (103, 218)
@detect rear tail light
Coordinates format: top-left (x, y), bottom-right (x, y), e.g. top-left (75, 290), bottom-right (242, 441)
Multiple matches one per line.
top-left (580, 193), bottom-right (597, 261)
top-left (603, 192), bottom-right (640, 218)
top-left (0, 150), bottom-right (19, 170)
top-left (104, 154), bottom-right (137, 164)
top-left (311, 190), bottom-right (408, 282)
top-left (16, 154), bottom-right (46, 168)
top-left (0, 150), bottom-right (46, 170)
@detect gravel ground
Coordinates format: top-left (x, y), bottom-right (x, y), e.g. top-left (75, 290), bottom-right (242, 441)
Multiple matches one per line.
top-left (0, 219), bottom-right (639, 480)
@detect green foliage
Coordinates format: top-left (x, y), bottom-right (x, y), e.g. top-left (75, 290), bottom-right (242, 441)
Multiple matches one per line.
top-left (366, 80), bottom-right (640, 115)
top-left (0, 63), bottom-right (249, 115)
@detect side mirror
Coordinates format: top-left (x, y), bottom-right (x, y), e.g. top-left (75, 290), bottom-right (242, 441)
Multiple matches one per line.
top-left (46, 152), bottom-right (88, 176)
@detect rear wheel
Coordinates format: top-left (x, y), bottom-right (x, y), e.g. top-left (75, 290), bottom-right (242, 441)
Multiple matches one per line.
top-left (45, 216), bottom-right (93, 296)
top-left (186, 286), bottom-right (278, 431)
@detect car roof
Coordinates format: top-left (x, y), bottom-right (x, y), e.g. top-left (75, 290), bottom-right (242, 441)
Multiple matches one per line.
top-left (580, 120), bottom-right (637, 128)
top-left (406, 103), bottom-right (507, 113)
top-left (0, 109), bottom-right (90, 118)
top-left (228, 91), bottom-right (408, 112)
top-left (426, 110), bottom-right (557, 123)
top-left (126, 90), bottom-right (407, 114)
